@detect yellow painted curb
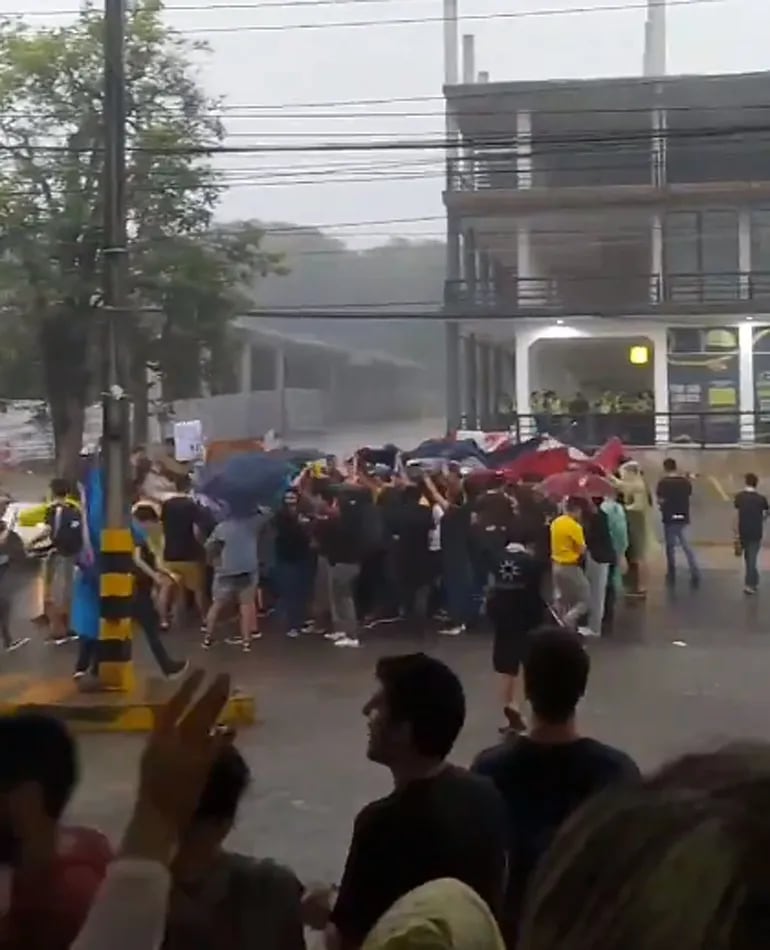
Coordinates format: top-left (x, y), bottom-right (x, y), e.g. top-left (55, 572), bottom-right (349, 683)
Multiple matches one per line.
top-left (0, 675), bottom-right (256, 732)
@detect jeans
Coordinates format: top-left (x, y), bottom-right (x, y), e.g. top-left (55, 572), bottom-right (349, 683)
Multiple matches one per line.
top-left (584, 553), bottom-right (610, 635)
top-left (275, 557), bottom-right (316, 630)
top-left (441, 548), bottom-right (475, 626)
top-left (742, 539), bottom-right (761, 589)
top-left (132, 596), bottom-right (181, 676)
top-left (663, 522), bottom-right (700, 581)
top-left (329, 562), bottom-right (360, 637)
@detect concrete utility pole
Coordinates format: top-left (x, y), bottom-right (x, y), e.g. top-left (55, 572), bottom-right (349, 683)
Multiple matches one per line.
top-left (644, 0), bottom-right (667, 77)
top-left (98, 0), bottom-right (135, 692)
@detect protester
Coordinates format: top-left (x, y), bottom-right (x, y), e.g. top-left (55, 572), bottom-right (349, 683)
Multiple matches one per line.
top-left (273, 489), bottom-right (316, 638)
top-left (29, 477), bottom-right (83, 644)
top-left (164, 743), bottom-right (305, 950)
top-left (159, 476), bottom-right (209, 631)
top-left (615, 460), bottom-right (653, 597)
top-left (484, 530), bottom-right (546, 735)
top-left (733, 472), bottom-right (768, 595)
top-left (473, 627), bottom-right (640, 944)
top-left (424, 472), bottom-right (475, 636)
top-left (0, 712), bottom-right (112, 950)
top-left (656, 458), bottom-right (700, 589)
top-left (204, 510), bottom-right (265, 652)
top-left (517, 745), bottom-right (770, 950)
top-left (0, 500), bottom-right (29, 652)
top-left (130, 505), bottom-right (188, 679)
top-left (68, 670), bottom-right (232, 950)
top-left (361, 879), bottom-right (505, 950)
top-left (600, 490), bottom-right (629, 634)
top-left (306, 653), bottom-right (507, 949)
top-left (580, 497), bottom-right (615, 638)
top-left (315, 486), bottom-right (365, 649)
top-left (549, 497), bottom-right (590, 631)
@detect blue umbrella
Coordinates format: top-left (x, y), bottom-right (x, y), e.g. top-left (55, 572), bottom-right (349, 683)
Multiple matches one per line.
top-left (199, 452), bottom-right (292, 517)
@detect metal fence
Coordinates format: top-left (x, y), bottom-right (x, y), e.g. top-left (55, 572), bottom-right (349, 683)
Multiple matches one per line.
top-left (460, 411), bottom-right (770, 449)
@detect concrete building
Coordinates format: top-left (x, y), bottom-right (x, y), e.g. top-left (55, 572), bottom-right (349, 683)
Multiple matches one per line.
top-left (443, 1), bottom-right (770, 445)
top-left (168, 319), bottom-right (424, 441)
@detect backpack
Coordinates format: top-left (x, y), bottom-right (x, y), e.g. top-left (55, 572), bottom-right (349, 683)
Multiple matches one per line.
top-left (336, 485), bottom-right (383, 559)
top-left (47, 503), bottom-right (83, 557)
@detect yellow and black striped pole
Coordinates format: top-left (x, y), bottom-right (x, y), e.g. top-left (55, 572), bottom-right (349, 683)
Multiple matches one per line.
top-left (97, 526), bottom-right (135, 691)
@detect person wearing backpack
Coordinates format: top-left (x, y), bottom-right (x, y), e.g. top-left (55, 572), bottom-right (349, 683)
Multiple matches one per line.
top-left (30, 479), bottom-right (83, 645)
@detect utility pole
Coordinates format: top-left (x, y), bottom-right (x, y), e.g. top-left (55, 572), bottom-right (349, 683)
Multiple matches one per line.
top-left (97, 0), bottom-right (135, 692)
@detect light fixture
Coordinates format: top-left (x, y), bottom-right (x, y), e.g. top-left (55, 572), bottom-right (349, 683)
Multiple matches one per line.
top-left (629, 345), bottom-right (649, 365)
top-left (556, 319), bottom-right (565, 325)
top-left (746, 316), bottom-right (754, 322)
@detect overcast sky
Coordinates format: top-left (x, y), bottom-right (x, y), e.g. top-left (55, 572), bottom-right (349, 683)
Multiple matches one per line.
top-left (3, 0), bottom-right (769, 244)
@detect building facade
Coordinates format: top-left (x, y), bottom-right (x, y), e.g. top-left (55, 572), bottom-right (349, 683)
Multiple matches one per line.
top-left (443, 64), bottom-right (770, 445)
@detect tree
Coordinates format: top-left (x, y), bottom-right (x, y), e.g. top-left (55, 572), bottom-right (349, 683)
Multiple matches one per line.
top-left (0, 0), bottom-right (223, 476)
top-left (132, 221), bottom-right (284, 440)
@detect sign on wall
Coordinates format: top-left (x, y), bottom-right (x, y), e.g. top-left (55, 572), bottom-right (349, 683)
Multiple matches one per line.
top-left (752, 328), bottom-right (770, 444)
top-left (667, 327), bottom-right (739, 444)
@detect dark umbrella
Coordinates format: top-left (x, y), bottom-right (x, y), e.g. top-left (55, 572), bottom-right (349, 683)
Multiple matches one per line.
top-left (199, 452), bottom-right (292, 517)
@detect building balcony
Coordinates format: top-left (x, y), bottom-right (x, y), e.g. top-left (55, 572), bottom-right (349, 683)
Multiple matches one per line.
top-left (444, 272), bottom-right (770, 318)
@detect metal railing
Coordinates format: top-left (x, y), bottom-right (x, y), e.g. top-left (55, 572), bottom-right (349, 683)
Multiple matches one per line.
top-left (457, 411), bottom-right (767, 449)
top-left (444, 271), bottom-right (770, 314)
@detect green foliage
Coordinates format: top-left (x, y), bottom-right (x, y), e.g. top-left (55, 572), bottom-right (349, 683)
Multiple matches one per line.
top-left (0, 0), bottom-right (272, 471)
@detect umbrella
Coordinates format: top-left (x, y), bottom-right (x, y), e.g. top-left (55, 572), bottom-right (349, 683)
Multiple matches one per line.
top-left (540, 470), bottom-right (616, 501)
top-left (199, 452), bottom-right (292, 517)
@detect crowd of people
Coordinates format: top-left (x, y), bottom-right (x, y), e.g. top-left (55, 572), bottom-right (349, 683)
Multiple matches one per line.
top-left (0, 437), bottom-right (769, 948)
top-left (5, 442), bottom-right (769, 732)
top-left (1, 643), bottom-right (768, 950)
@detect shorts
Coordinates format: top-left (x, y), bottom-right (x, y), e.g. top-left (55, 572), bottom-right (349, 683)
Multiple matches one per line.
top-left (487, 590), bottom-right (543, 676)
top-left (212, 572), bottom-right (257, 605)
top-left (47, 553), bottom-right (75, 609)
top-left (165, 561), bottom-right (204, 595)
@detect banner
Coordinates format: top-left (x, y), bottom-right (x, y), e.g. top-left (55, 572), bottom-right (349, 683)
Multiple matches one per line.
top-left (667, 327), bottom-right (739, 444)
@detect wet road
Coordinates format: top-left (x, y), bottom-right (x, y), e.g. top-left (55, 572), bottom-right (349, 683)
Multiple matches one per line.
top-left (2, 553), bottom-right (769, 886)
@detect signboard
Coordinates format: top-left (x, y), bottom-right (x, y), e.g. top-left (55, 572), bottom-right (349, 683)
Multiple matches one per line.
top-left (667, 327), bottom-right (739, 444)
top-left (173, 419), bottom-right (204, 462)
top-left (752, 328), bottom-right (770, 443)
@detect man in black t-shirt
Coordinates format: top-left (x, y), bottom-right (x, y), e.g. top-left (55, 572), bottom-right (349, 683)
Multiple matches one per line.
top-left (159, 476), bottom-right (209, 629)
top-left (734, 472), bottom-right (769, 594)
top-left (306, 653), bottom-right (507, 949)
top-left (472, 628), bottom-right (639, 944)
top-left (656, 457), bottom-right (700, 588)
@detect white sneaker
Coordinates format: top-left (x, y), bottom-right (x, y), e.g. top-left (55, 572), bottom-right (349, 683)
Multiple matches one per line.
top-left (578, 626), bottom-right (601, 638)
top-left (4, 638), bottom-right (29, 653)
top-left (439, 624), bottom-right (465, 637)
top-left (324, 631), bottom-right (346, 642)
top-left (334, 636), bottom-right (361, 648)
top-left (286, 628), bottom-right (301, 639)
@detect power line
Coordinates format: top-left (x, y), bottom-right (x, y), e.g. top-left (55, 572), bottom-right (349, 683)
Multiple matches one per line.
top-left (4, 118), bottom-right (769, 152)
top-left (0, 0), bottom-right (727, 33)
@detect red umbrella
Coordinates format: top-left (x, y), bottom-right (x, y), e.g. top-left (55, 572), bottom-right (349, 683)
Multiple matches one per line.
top-left (540, 470), bottom-right (616, 501)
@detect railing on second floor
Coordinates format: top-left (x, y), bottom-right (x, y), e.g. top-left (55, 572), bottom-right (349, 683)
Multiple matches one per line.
top-left (462, 411), bottom-right (765, 449)
top-left (444, 271), bottom-right (770, 314)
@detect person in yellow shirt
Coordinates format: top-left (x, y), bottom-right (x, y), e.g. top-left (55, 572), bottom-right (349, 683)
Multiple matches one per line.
top-left (550, 498), bottom-right (591, 631)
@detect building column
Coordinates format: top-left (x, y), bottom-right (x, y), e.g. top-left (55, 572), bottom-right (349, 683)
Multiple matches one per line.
top-left (516, 109), bottom-right (533, 309)
top-left (445, 210), bottom-right (462, 428)
top-left (651, 327), bottom-right (670, 445)
top-left (240, 342), bottom-right (252, 392)
top-left (492, 346), bottom-right (503, 423)
top-left (516, 110), bottom-right (532, 189)
top-left (480, 341), bottom-right (494, 428)
top-left (651, 214), bottom-right (664, 303)
top-left (463, 228), bottom-right (477, 299)
top-left (739, 210), bottom-right (751, 300)
top-left (465, 334), bottom-right (479, 428)
top-left (445, 321), bottom-right (461, 432)
top-left (514, 333), bottom-right (533, 438)
top-left (739, 321), bottom-right (756, 444)
top-left (275, 344), bottom-right (287, 434)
